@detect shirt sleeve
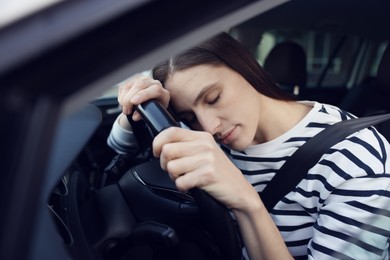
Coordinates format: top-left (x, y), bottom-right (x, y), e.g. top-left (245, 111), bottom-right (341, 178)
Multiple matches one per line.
top-left (308, 174), bottom-right (390, 259)
top-left (307, 129), bottom-right (390, 259)
top-left (107, 114), bottom-right (139, 154)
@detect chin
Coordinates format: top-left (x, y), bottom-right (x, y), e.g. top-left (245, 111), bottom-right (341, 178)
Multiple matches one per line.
top-left (228, 141), bottom-right (249, 152)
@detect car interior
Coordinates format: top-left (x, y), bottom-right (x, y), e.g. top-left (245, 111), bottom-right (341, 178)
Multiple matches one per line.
top-left (231, 0), bottom-right (390, 139)
top-left (1, 0), bottom-right (390, 259)
top-left (262, 40), bottom-right (308, 97)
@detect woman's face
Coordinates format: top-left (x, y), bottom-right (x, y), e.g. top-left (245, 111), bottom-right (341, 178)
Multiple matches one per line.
top-left (165, 64), bottom-right (263, 151)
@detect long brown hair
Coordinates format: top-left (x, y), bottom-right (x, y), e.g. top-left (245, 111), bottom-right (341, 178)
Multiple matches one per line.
top-left (153, 32), bottom-right (292, 101)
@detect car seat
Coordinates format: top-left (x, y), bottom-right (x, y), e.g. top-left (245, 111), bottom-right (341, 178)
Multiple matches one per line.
top-left (263, 41), bottom-right (307, 98)
top-left (339, 42), bottom-right (390, 140)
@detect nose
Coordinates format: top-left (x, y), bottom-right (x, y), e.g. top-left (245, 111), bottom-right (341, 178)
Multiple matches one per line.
top-left (196, 111), bottom-right (220, 135)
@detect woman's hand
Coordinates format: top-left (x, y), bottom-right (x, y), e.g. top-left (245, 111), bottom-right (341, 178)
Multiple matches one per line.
top-left (154, 127), bottom-right (293, 260)
top-left (153, 127), bottom-right (259, 211)
top-left (118, 73), bottom-right (170, 121)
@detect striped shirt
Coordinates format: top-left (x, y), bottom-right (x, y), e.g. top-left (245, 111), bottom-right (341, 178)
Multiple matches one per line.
top-left (223, 101), bottom-right (390, 259)
top-left (107, 101), bottom-right (390, 259)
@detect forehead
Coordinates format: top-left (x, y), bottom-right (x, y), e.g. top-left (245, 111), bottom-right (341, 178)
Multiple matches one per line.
top-left (167, 64), bottom-right (221, 85)
top-left (165, 64), bottom-right (228, 100)
top-left (164, 65), bottom-right (225, 112)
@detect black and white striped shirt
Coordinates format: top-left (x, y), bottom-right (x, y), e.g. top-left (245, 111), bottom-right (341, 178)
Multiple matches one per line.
top-left (223, 101), bottom-right (390, 259)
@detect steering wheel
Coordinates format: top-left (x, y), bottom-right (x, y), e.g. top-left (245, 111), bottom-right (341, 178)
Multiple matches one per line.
top-left (189, 188), bottom-right (242, 260)
top-left (119, 100), bottom-right (242, 260)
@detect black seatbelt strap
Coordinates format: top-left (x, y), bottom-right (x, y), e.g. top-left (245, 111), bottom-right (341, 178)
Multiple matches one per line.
top-left (260, 113), bottom-right (390, 212)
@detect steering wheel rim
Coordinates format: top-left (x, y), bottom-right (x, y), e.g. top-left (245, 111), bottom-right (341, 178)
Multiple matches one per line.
top-left (118, 158), bottom-right (242, 260)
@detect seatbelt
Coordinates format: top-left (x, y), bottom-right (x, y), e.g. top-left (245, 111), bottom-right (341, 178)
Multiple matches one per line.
top-left (260, 113), bottom-right (390, 212)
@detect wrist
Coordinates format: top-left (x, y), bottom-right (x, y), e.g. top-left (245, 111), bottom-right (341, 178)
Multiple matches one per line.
top-left (232, 190), bottom-right (267, 217)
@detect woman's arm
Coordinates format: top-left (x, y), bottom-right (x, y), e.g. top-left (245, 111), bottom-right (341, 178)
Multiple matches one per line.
top-left (232, 191), bottom-right (293, 260)
top-left (107, 113), bottom-right (138, 154)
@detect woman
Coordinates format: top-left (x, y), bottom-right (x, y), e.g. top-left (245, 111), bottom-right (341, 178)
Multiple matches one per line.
top-left (108, 32), bottom-right (390, 259)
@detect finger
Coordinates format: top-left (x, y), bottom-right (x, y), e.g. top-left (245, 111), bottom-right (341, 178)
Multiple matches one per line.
top-left (118, 79), bottom-right (154, 114)
top-left (153, 128), bottom-right (214, 157)
top-left (132, 111), bottom-right (142, 121)
top-left (121, 81), bottom-right (170, 117)
top-left (159, 140), bottom-right (211, 170)
top-left (118, 74), bottom-right (141, 104)
top-left (122, 106), bottom-right (131, 115)
top-left (164, 152), bottom-right (209, 179)
top-left (174, 167), bottom-right (210, 193)
top-left (120, 90), bottom-right (137, 115)
top-left (175, 173), bottom-right (196, 193)
top-left (118, 77), bottom-right (139, 113)
top-left (118, 74), bottom-right (158, 106)
top-left (131, 83), bottom-right (170, 107)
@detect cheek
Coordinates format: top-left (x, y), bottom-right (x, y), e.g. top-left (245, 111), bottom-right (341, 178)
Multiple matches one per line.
top-left (225, 100), bottom-right (247, 121)
top-left (236, 107), bottom-right (259, 146)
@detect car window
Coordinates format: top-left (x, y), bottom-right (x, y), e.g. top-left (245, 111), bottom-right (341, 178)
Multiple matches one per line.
top-left (100, 70), bottom-right (152, 98)
top-left (369, 41), bottom-right (388, 76)
top-left (255, 29), bottom-right (363, 88)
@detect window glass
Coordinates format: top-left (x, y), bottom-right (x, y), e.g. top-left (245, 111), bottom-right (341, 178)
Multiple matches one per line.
top-left (256, 29), bottom-right (362, 88)
top-left (370, 41), bottom-right (388, 76)
top-left (100, 70), bottom-right (151, 98)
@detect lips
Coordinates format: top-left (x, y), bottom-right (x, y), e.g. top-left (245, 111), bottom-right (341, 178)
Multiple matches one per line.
top-left (220, 126), bottom-right (236, 145)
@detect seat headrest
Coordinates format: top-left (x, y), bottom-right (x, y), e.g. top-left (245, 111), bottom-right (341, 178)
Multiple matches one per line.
top-left (376, 42), bottom-right (390, 91)
top-left (263, 41), bottom-right (307, 88)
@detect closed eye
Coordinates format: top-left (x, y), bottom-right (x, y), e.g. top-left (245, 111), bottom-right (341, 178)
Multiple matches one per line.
top-left (207, 94), bottom-right (220, 105)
